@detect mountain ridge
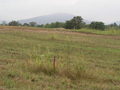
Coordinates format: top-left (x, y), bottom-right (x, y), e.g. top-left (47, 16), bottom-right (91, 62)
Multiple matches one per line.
top-left (19, 13), bottom-right (75, 25)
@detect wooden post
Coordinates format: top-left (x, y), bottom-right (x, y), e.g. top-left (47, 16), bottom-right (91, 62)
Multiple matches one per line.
top-left (53, 56), bottom-right (56, 72)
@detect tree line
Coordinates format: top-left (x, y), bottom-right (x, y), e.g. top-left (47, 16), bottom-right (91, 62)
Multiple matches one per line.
top-left (1, 16), bottom-right (120, 30)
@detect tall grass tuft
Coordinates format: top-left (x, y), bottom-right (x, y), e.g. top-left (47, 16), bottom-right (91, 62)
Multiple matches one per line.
top-left (26, 36), bottom-right (92, 80)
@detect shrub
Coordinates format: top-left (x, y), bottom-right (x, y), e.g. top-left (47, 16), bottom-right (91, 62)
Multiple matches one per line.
top-left (89, 21), bottom-right (105, 30)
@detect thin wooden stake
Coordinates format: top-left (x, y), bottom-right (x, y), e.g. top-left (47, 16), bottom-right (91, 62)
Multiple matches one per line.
top-left (53, 56), bottom-right (56, 72)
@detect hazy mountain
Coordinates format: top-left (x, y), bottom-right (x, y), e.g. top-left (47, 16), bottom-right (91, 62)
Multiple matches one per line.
top-left (0, 13), bottom-right (91, 25)
top-left (0, 20), bottom-right (2, 24)
top-left (0, 20), bottom-right (8, 24)
top-left (19, 13), bottom-right (75, 25)
top-left (115, 21), bottom-right (120, 25)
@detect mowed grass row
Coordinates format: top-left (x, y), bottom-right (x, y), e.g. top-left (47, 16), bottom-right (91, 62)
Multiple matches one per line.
top-left (0, 27), bottom-right (120, 90)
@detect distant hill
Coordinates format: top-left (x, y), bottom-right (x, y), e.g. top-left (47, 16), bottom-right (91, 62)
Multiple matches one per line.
top-left (19, 13), bottom-right (91, 25)
top-left (19, 13), bottom-right (75, 25)
top-left (0, 20), bottom-right (2, 24)
top-left (115, 21), bottom-right (120, 25)
top-left (0, 20), bottom-right (8, 24)
top-left (0, 13), bottom-right (91, 25)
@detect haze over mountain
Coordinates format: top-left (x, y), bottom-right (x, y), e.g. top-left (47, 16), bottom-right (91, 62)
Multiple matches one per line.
top-left (18, 13), bottom-right (91, 25)
top-left (0, 19), bottom-right (4, 24)
top-left (115, 21), bottom-right (120, 25)
top-left (19, 13), bottom-right (75, 25)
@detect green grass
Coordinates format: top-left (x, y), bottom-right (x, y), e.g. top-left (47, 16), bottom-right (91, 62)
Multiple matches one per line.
top-left (70, 28), bottom-right (120, 35)
top-left (0, 26), bottom-right (120, 90)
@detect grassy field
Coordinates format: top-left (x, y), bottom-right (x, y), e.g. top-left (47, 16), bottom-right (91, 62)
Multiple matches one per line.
top-left (0, 26), bottom-right (120, 90)
top-left (70, 28), bottom-right (120, 35)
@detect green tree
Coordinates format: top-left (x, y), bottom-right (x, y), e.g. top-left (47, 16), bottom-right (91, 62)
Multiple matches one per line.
top-left (89, 22), bottom-right (105, 30)
top-left (107, 23), bottom-right (120, 30)
top-left (37, 24), bottom-right (44, 27)
top-left (43, 22), bottom-right (65, 28)
top-left (65, 16), bottom-right (85, 29)
top-left (29, 22), bottom-right (37, 27)
top-left (8, 21), bottom-right (21, 26)
top-left (65, 20), bottom-right (73, 29)
top-left (23, 23), bottom-right (29, 26)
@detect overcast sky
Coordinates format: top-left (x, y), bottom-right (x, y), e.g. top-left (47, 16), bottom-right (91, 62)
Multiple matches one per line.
top-left (0, 0), bottom-right (119, 23)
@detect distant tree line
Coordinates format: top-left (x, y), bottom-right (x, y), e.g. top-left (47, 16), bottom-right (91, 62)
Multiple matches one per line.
top-left (38, 22), bottom-right (65, 28)
top-left (89, 22), bottom-right (105, 30)
top-left (1, 16), bottom-right (120, 30)
top-left (106, 23), bottom-right (120, 30)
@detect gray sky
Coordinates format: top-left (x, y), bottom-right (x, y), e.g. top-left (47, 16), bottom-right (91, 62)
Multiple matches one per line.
top-left (0, 0), bottom-right (119, 23)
